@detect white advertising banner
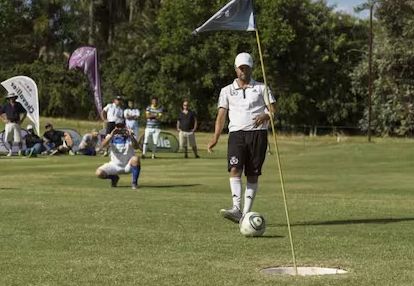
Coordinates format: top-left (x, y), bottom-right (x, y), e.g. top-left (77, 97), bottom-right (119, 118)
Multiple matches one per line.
top-left (1, 76), bottom-right (40, 134)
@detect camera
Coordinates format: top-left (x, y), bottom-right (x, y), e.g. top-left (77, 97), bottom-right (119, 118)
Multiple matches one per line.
top-left (114, 128), bottom-right (127, 135)
top-left (115, 122), bottom-right (126, 129)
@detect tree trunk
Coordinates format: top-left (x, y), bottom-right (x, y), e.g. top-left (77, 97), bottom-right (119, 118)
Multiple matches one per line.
top-left (88, 0), bottom-right (94, 45)
top-left (129, 0), bottom-right (134, 23)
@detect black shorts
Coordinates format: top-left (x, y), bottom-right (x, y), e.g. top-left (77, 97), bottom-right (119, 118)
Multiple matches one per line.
top-left (227, 130), bottom-right (268, 176)
top-left (106, 122), bottom-right (116, 135)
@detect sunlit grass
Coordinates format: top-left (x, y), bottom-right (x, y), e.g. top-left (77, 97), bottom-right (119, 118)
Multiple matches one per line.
top-left (0, 118), bottom-right (413, 285)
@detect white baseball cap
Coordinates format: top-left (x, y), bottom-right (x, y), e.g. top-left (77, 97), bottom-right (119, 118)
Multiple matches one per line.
top-left (234, 52), bottom-right (253, 68)
top-left (27, 124), bottom-right (33, 130)
top-left (6, 93), bottom-right (18, 99)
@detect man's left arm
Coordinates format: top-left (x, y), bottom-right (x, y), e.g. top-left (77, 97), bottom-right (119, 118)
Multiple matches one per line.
top-left (192, 116), bottom-right (198, 133)
top-left (157, 108), bottom-right (163, 120)
top-left (20, 113), bottom-right (27, 124)
top-left (254, 103), bottom-right (276, 127)
top-left (19, 104), bottom-right (27, 123)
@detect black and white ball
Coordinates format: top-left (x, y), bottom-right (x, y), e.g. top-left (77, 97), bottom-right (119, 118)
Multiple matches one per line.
top-left (239, 212), bottom-right (266, 237)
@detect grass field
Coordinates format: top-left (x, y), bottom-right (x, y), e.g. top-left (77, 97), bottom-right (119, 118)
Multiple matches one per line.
top-left (1, 119), bottom-right (414, 285)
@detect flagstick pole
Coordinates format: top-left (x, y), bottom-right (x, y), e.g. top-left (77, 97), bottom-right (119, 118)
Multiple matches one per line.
top-left (255, 29), bottom-right (298, 275)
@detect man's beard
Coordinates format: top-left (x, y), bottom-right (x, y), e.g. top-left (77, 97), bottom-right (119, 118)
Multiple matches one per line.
top-left (239, 74), bottom-right (250, 81)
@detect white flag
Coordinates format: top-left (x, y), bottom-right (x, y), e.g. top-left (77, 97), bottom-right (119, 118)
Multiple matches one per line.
top-left (1, 76), bottom-right (40, 134)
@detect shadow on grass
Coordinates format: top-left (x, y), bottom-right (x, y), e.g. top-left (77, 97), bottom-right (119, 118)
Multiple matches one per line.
top-left (258, 235), bottom-right (285, 239)
top-left (116, 184), bottom-right (202, 189)
top-left (268, 217), bottom-right (414, 227)
top-left (0, 187), bottom-right (19, 190)
top-left (142, 156), bottom-right (225, 160)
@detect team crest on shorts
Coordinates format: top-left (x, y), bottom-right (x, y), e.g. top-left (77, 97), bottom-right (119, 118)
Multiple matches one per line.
top-left (229, 156), bottom-right (239, 165)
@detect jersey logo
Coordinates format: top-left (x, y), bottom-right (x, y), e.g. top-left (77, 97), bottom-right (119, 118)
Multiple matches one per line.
top-left (230, 88), bottom-right (238, 97)
top-left (112, 135), bottom-right (128, 145)
top-left (229, 156), bottom-right (239, 165)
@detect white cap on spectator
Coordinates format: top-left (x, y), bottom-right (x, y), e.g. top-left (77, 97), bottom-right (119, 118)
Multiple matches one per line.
top-left (6, 93), bottom-right (18, 99)
top-left (27, 124), bottom-right (33, 130)
top-left (234, 52), bottom-right (253, 68)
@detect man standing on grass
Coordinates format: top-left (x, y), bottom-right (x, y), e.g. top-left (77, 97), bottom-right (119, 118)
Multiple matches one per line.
top-left (0, 93), bottom-right (27, 156)
top-left (101, 95), bottom-right (124, 156)
top-left (96, 120), bottom-right (141, 189)
top-left (142, 97), bottom-right (163, 159)
top-left (124, 100), bottom-right (140, 140)
top-left (207, 52), bottom-right (276, 223)
top-left (177, 99), bottom-right (200, 158)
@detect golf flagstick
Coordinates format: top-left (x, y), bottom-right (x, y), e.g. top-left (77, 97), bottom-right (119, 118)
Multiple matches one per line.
top-left (255, 29), bottom-right (298, 275)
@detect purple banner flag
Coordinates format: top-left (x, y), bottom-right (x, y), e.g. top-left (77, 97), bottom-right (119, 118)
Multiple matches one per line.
top-left (192, 0), bottom-right (256, 34)
top-left (69, 47), bottom-right (103, 114)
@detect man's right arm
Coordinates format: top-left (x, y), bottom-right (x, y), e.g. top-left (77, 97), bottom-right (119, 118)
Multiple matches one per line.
top-left (101, 110), bottom-right (107, 121)
top-left (0, 107), bottom-right (7, 123)
top-left (101, 134), bottom-right (113, 148)
top-left (101, 104), bottom-right (110, 121)
top-left (0, 114), bottom-right (7, 123)
top-left (207, 108), bottom-right (227, 152)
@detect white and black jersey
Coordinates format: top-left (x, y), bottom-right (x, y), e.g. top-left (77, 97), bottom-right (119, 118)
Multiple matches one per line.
top-left (218, 79), bottom-right (276, 132)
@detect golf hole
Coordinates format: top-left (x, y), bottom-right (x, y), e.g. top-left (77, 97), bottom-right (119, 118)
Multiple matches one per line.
top-left (261, 266), bottom-right (348, 276)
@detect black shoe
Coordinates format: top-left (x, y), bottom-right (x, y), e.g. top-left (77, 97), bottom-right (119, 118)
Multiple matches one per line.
top-left (110, 175), bottom-right (120, 187)
top-left (195, 155), bottom-right (200, 158)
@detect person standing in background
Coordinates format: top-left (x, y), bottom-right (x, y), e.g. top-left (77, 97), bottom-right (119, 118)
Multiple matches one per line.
top-left (124, 100), bottom-right (140, 140)
top-left (101, 95), bottom-right (124, 156)
top-left (0, 93), bottom-right (27, 156)
top-left (177, 99), bottom-right (200, 158)
top-left (142, 97), bottom-right (163, 159)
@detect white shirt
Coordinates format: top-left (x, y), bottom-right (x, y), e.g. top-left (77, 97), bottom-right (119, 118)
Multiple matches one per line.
top-left (107, 134), bottom-right (135, 166)
top-left (124, 108), bottom-right (140, 126)
top-left (103, 103), bottom-right (124, 122)
top-left (218, 79), bottom-right (276, 132)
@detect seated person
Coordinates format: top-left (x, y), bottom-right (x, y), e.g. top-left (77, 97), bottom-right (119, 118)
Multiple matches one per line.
top-left (43, 122), bottom-right (73, 155)
top-left (78, 129), bottom-right (100, 156)
top-left (24, 124), bottom-right (45, 157)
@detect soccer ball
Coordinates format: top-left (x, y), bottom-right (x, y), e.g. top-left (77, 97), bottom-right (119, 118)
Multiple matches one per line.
top-left (239, 212), bottom-right (266, 237)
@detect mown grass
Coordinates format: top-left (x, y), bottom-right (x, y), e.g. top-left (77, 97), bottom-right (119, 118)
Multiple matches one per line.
top-left (0, 118), bottom-right (413, 285)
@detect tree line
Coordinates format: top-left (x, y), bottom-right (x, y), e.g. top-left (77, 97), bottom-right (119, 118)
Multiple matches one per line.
top-left (0, 0), bottom-right (413, 135)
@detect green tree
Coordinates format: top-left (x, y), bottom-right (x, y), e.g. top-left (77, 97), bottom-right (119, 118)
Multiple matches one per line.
top-left (353, 0), bottom-right (414, 136)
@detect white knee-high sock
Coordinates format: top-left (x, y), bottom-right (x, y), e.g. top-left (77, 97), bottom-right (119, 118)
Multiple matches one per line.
top-left (243, 181), bottom-right (258, 214)
top-left (142, 143), bottom-right (147, 155)
top-left (229, 177), bottom-right (242, 210)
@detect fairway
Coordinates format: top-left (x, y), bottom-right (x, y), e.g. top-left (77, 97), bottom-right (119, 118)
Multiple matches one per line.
top-left (1, 133), bottom-right (413, 286)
